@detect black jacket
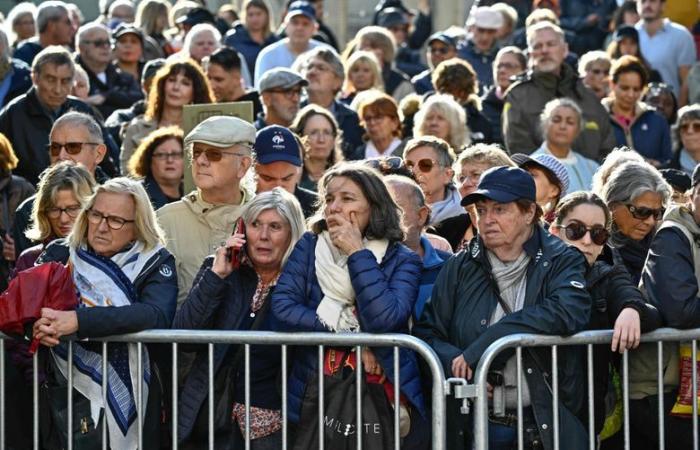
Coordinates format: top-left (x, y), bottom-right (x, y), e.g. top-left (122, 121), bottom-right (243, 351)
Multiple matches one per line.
top-left (143, 176), bottom-right (182, 211)
top-left (300, 99), bottom-right (364, 160)
top-left (414, 227), bottom-right (591, 450)
top-left (294, 185), bottom-right (318, 218)
top-left (76, 56), bottom-right (144, 119)
top-left (480, 86), bottom-right (505, 145)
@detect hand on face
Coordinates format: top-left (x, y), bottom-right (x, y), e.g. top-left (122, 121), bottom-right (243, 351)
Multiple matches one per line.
top-left (326, 211), bottom-right (364, 256)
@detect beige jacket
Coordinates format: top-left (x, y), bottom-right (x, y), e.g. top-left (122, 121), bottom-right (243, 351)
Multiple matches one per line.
top-left (157, 188), bottom-right (254, 307)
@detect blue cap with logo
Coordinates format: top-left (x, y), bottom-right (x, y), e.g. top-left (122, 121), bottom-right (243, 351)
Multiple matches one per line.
top-left (286, 1), bottom-right (317, 22)
top-left (254, 125), bottom-right (302, 166)
top-left (461, 166), bottom-right (536, 206)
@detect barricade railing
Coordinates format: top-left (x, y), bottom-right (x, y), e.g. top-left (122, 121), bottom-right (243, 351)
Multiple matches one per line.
top-left (469, 327), bottom-right (700, 450)
top-left (2, 330), bottom-right (446, 450)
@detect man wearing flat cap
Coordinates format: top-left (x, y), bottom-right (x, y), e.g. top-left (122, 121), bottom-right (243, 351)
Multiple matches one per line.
top-left (255, 68), bottom-right (307, 130)
top-left (157, 115), bottom-right (256, 307)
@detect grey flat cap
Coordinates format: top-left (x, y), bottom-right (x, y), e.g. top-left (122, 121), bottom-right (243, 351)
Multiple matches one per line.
top-left (259, 68), bottom-right (308, 92)
top-left (185, 116), bottom-right (256, 151)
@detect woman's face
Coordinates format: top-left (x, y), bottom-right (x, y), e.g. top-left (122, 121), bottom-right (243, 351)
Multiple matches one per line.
top-left (618, 37), bottom-right (638, 56)
top-left (612, 71), bottom-right (643, 112)
top-left (189, 31), bottom-right (218, 62)
top-left (303, 114), bottom-right (336, 162)
top-left (87, 192), bottom-right (137, 257)
top-left (458, 161), bottom-right (492, 198)
top-left (150, 138), bottom-right (184, 185)
top-left (680, 118), bottom-right (700, 154)
top-left (163, 71), bottom-right (194, 109)
top-left (246, 209), bottom-right (291, 272)
top-left (422, 110), bottom-right (451, 142)
top-left (475, 199), bottom-right (534, 252)
top-left (611, 191), bottom-right (664, 241)
top-left (245, 6), bottom-right (268, 31)
top-left (48, 189), bottom-right (82, 238)
top-left (362, 110), bottom-right (398, 143)
top-left (528, 167), bottom-right (560, 207)
top-left (622, 10), bottom-right (640, 26)
top-left (645, 92), bottom-right (675, 122)
top-left (551, 203), bottom-right (607, 265)
top-left (115, 34), bottom-right (142, 64)
top-left (583, 62), bottom-right (610, 98)
top-left (14, 13), bottom-right (35, 41)
top-left (405, 146), bottom-right (453, 203)
top-left (349, 61), bottom-right (374, 91)
top-left (545, 106), bottom-right (580, 149)
top-left (323, 176), bottom-right (371, 234)
top-left (358, 42), bottom-right (385, 69)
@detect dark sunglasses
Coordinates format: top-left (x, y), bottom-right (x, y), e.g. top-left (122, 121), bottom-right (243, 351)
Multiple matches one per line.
top-left (560, 221), bottom-right (610, 246)
top-left (364, 156), bottom-right (404, 171)
top-left (405, 158), bottom-right (440, 173)
top-left (626, 204), bottom-right (665, 221)
top-left (47, 141), bottom-right (100, 156)
top-left (428, 46), bottom-right (451, 55)
top-left (680, 122), bottom-right (700, 134)
top-left (190, 148), bottom-right (246, 162)
top-left (84, 39), bottom-right (111, 48)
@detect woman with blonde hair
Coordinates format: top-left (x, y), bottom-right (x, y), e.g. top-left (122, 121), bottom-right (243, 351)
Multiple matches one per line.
top-left (5, 2), bottom-right (36, 50)
top-left (355, 26), bottom-right (414, 102)
top-left (340, 50), bottom-right (385, 105)
top-left (135, 0), bottom-right (173, 58)
top-left (413, 94), bottom-right (470, 154)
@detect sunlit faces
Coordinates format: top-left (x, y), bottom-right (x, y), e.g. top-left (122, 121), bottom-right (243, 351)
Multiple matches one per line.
top-left (529, 28), bottom-right (568, 73)
top-left (475, 199), bottom-right (535, 251)
top-left (86, 192), bottom-right (137, 258)
top-left (404, 146), bottom-right (453, 203)
top-left (48, 124), bottom-right (106, 173)
top-left (285, 15), bottom-right (316, 46)
top-left (150, 138), bottom-right (184, 186)
top-left (33, 63), bottom-right (74, 110)
top-left (47, 189), bottom-right (82, 238)
top-left (245, 209), bottom-right (292, 272)
top-left (79, 29), bottom-right (112, 66)
top-left (255, 161), bottom-right (301, 194)
top-left (115, 33), bottom-right (142, 64)
top-left (612, 71), bottom-right (643, 112)
top-left (348, 61), bottom-right (375, 91)
top-left (527, 167), bottom-right (560, 207)
top-left (611, 191), bottom-right (664, 241)
top-left (422, 110), bottom-right (451, 142)
top-left (163, 72), bottom-right (194, 109)
top-left (427, 41), bottom-right (456, 68)
top-left (545, 105), bottom-right (580, 150)
top-left (302, 114), bottom-right (336, 161)
top-left (191, 142), bottom-right (251, 192)
top-left (550, 203), bottom-right (608, 265)
top-left (457, 161), bottom-right (492, 198)
top-left (323, 176), bottom-right (371, 234)
top-left (189, 30), bottom-right (219, 62)
top-left (494, 52), bottom-right (524, 92)
top-left (680, 120), bottom-right (700, 155)
top-left (206, 63), bottom-right (242, 102)
top-left (304, 56), bottom-right (341, 94)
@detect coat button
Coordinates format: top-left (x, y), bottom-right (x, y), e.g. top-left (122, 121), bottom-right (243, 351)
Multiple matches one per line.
top-left (480, 319), bottom-right (487, 325)
top-left (542, 424), bottom-right (548, 430)
top-left (527, 368), bottom-right (533, 374)
top-left (543, 261), bottom-right (549, 267)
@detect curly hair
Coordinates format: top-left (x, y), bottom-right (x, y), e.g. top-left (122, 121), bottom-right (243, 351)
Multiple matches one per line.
top-left (127, 126), bottom-right (184, 178)
top-left (432, 58), bottom-right (480, 107)
top-left (145, 59), bottom-right (214, 122)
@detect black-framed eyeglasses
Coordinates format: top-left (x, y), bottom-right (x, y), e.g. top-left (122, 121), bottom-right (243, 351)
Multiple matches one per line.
top-left (626, 204), bottom-right (665, 221)
top-left (560, 221), bottom-right (610, 246)
top-left (47, 142), bottom-right (100, 157)
top-left (265, 87), bottom-right (303, 99)
top-left (45, 205), bottom-right (82, 219)
top-left (86, 209), bottom-right (135, 230)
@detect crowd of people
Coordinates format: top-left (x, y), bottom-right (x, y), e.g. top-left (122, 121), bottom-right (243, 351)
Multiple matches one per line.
top-left (0, 0), bottom-right (697, 448)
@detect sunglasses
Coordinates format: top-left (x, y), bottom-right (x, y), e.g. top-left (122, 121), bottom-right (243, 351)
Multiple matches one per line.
top-left (190, 148), bottom-right (247, 162)
top-left (365, 156), bottom-right (405, 171)
top-left (587, 68), bottom-right (608, 76)
top-left (626, 204), bottom-right (665, 221)
top-left (560, 221), bottom-right (610, 246)
top-left (405, 158), bottom-right (440, 173)
top-left (47, 142), bottom-right (100, 156)
top-left (84, 39), bottom-right (111, 48)
top-left (428, 46), bottom-right (451, 55)
top-left (680, 122), bottom-right (700, 134)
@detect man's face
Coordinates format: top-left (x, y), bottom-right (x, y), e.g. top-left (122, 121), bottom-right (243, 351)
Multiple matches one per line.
top-left (427, 40), bottom-right (456, 68)
top-left (255, 161), bottom-right (300, 194)
top-left (637, 0), bottom-right (664, 21)
top-left (285, 15), bottom-right (316, 46)
top-left (49, 124), bottom-right (105, 174)
top-left (33, 63), bottom-right (73, 110)
top-left (206, 62), bottom-right (242, 102)
top-left (191, 142), bottom-right (252, 193)
top-left (261, 86), bottom-right (302, 126)
top-left (79, 29), bottom-right (112, 66)
top-left (494, 52), bottom-right (524, 91)
top-left (529, 28), bottom-right (567, 74)
top-left (48, 13), bottom-right (73, 45)
top-left (471, 26), bottom-right (498, 52)
top-left (303, 56), bottom-right (341, 95)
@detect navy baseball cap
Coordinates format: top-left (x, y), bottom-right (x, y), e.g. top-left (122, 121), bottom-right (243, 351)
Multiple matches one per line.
top-left (428, 32), bottom-right (457, 48)
top-left (461, 166), bottom-right (536, 206)
top-left (286, 1), bottom-right (317, 22)
top-left (254, 125), bottom-right (302, 166)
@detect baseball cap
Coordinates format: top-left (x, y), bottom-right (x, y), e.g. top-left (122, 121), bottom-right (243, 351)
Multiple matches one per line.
top-left (286, 1), bottom-right (316, 22)
top-left (512, 153), bottom-right (570, 194)
top-left (428, 32), bottom-right (457, 48)
top-left (467, 6), bottom-right (504, 30)
top-left (259, 68), bottom-right (308, 92)
top-left (461, 166), bottom-right (536, 206)
top-left (185, 116), bottom-right (256, 151)
top-left (112, 23), bottom-right (143, 44)
top-left (377, 7), bottom-right (409, 28)
top-left (660, 168), bottom-right (691, 192)
top-left (254, 125), bottom-right (302, 166)
top-left (176, 7), bottom-right (216, 26)
top-left (613, 25), bottom-right (639, 43)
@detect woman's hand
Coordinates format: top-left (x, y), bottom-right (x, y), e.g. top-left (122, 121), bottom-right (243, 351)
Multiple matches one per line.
top-left (611, 307), bottom-right (641, 353)
top-left (326, 212), bottom-right (364, 256)
top-left (451, 354), bottom-right (473, 380)
top-left (211, 233), bottom-right (246, 279)
top-left (33, 308), bottom-right (79, 347)
top-left (361, 347), bottom-right (385, 381)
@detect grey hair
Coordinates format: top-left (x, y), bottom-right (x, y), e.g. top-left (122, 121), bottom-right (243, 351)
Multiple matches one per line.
top-left (540, 97), bottom-right (585, 140)
top-left (296, 47), bottom-right (345, 86)
top-left (184, 23), bottom-right (221, 57)
top-left (454, 143), bottom-right (514, 175)
top-left (108, 0), bottom-right (135, 17)
top-left (591, 146), bottom-right (645, 196)
top-left (36, 1), bottom-right (69, 34)
top-left (578, 50), bottom-right (611, 78)
top-left (52, 111), bottom-right (103, 145)
top-left (0, 29), bottom-right (9, 64)
top-left (385, 174), bottom-right (431, 227)
top-left (675, 104), bottom-right (700, 148)
top-left (76, 22), bottom-right (110, 48)
top-left (600, 161), bottom-right (672, 208)
top-left (69, 177), bottom-right (166, 251)
top-left (31, 45), bottom-right (75, 78)
top-left (413, 94), bottom-right (470, 152)
top-left (403, 135), bottom-right (457, 168)
top-left (241, 187), bottom-right (305, 268)
top-left (5, 2), bottom-right (36, 46)
top-left (526, 21), bottom-right (566, 49)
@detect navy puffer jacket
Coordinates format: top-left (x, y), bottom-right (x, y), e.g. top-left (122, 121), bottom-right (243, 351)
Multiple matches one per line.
top-left (272, 232), bottom-right (426, 423)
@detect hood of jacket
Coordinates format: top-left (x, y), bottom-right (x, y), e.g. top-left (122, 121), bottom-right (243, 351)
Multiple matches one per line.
top-left (664, 204), bottom-right (700, 239)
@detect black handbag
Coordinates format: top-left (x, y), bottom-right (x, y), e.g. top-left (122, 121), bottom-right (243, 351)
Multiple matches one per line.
top-left (292, 350), bottom-right (395, 450)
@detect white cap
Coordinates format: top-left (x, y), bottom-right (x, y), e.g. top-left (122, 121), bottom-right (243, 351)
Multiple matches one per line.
top-left (467, 6), bottom-right (504, 30)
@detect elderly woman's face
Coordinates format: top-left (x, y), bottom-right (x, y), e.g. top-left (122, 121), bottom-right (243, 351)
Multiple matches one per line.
top-left (115, 34), bottom-right (143, 64)
top-left (680, 117), bottom-right (700, 154)
top-left (475, 199), bottom-right (534, 251)
top-left (246, 208), bottom-right (291, 271)
top-left (87, 192), bottom-right (137, 257)
top-left (164, 72), bottom-right (194, 109)
top-left (422, 110), bottom-right (451, 143)
top-left (14, 13), bottom-right (35, 41)
top-left (349, 61), bottom-right (374, 91)
top-left (551, 203), bottom-right (608, 265)
top-left (303, 114), bottom-right (336, 161)
top-left (189, 31), bottom-right (219, 62)
top-left (528, 167), bottom-right (560, 208)
top-left (458, 161), bottom-right (492, 198)
top-left (324, 176), bottom-right (371, 234)
top-left (545, 106), bottom-right (579, 149)
top-left (362, 109), bottom-right (398, 143)
top-left (405, 146), bottom-right (453, 204)
top-left (611, 191), bottom-right (664, 241)
top-left (48, 189), bottom-right (82, 238)
top-left (150, 138), bottom-right (184, 186)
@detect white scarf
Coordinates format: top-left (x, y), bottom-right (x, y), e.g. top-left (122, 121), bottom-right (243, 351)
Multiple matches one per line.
top-left (314, 231), bottom-right (388, 332)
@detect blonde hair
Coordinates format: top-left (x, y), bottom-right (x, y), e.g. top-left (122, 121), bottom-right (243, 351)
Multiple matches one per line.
top-left (342, 50), bottom-right (384, 95)
top-left (355, 26), bottom-right (396, 66)
top-left (69, 177), bottom-right (166, 251)
top-left (413, 94), bottom-right (470, 152)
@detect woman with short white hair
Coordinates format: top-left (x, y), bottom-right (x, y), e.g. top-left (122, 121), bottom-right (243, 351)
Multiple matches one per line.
top-left (413, 94), bottom-right (470, 154)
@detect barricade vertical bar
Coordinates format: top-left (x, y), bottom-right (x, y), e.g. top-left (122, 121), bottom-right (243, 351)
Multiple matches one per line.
top-left (551, 345), bottom-right (559, 450)
top-left (587, 344), bottom-right (594, 450)
top-left (208, 343), bottom-right (214, 450)
top-left (172, 343), bottom-right (178, 450)
top-left (318, 345), bottom-right (324, 450)
top-left (394, 346), bottom-right (400, 450)
top-left (245, 344), bottom-right (251, 450)
top-left (101, 343), bottom-right (108, 450)
top-left (622, 350), bottom-right (630, 450)
top-left (32, 350), bottom-right (38, 450)
top-left (516, 346), bottom-right (523, 450)
top-left (356, 345), bottom-right (362, 450)
top-left (0, 339), bottom-right (5, 450)
top-left (68, 341), bottom-right (73, 450)
top-left (137, 342), bottom-right (143, 450)
top-left (693, 340), bottom-right (698, 450)
top-left (282, 344), bottom-right (288, 450)
top-left (657, 342), bottom-right (664, 450)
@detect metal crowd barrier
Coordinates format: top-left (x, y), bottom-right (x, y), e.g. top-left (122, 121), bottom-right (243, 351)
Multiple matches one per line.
top-left (3, 330), bottom-right (446, 450)
top-left (469, 328), bottom-right (700, 450)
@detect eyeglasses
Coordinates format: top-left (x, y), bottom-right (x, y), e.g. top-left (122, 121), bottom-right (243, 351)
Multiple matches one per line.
top-left (45, 205), bottom-right (82, 219)
top-left (680, 122), bottom-right (700, 134)
top-left (560, 221), bottom-right (610, 246)
top-left (458, 172), bottom-right (483, 185)
top-left (428, 46), bottom-right (451, 55)
top-left (83, 39), bottom-right (111, 48)
top-left (152, 151), bottom-right (184, 161)
top-left (47, 142), bottom-right (100, 157)
top-left (86, 209), bottom-right (135, 230)
top-left (405, 158), bottom-right (440, 173)
top-left (362, 114), bottom-right (386, 124)
top-left (626, 204), bottom-right (665, 221)
top-left (365, 156), bottom-right (405, 171)
top-left (266, 88), bottom-right (302, 99)
top-left (190, 148), bottom-right (247, 162)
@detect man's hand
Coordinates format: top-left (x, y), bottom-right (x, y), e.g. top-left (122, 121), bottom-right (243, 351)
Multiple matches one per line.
top-left (451, 354), bottom-right (473, 380)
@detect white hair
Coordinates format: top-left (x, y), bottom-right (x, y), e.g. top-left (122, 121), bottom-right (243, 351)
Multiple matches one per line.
top-left (5, 2), bottom-right (36, 46)
top-left (75, 22), bottom-right (110, 50)
top-left (413, 94), bottom-right (470, 152)
top-left (183, 23), bottom-right (221, 58)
